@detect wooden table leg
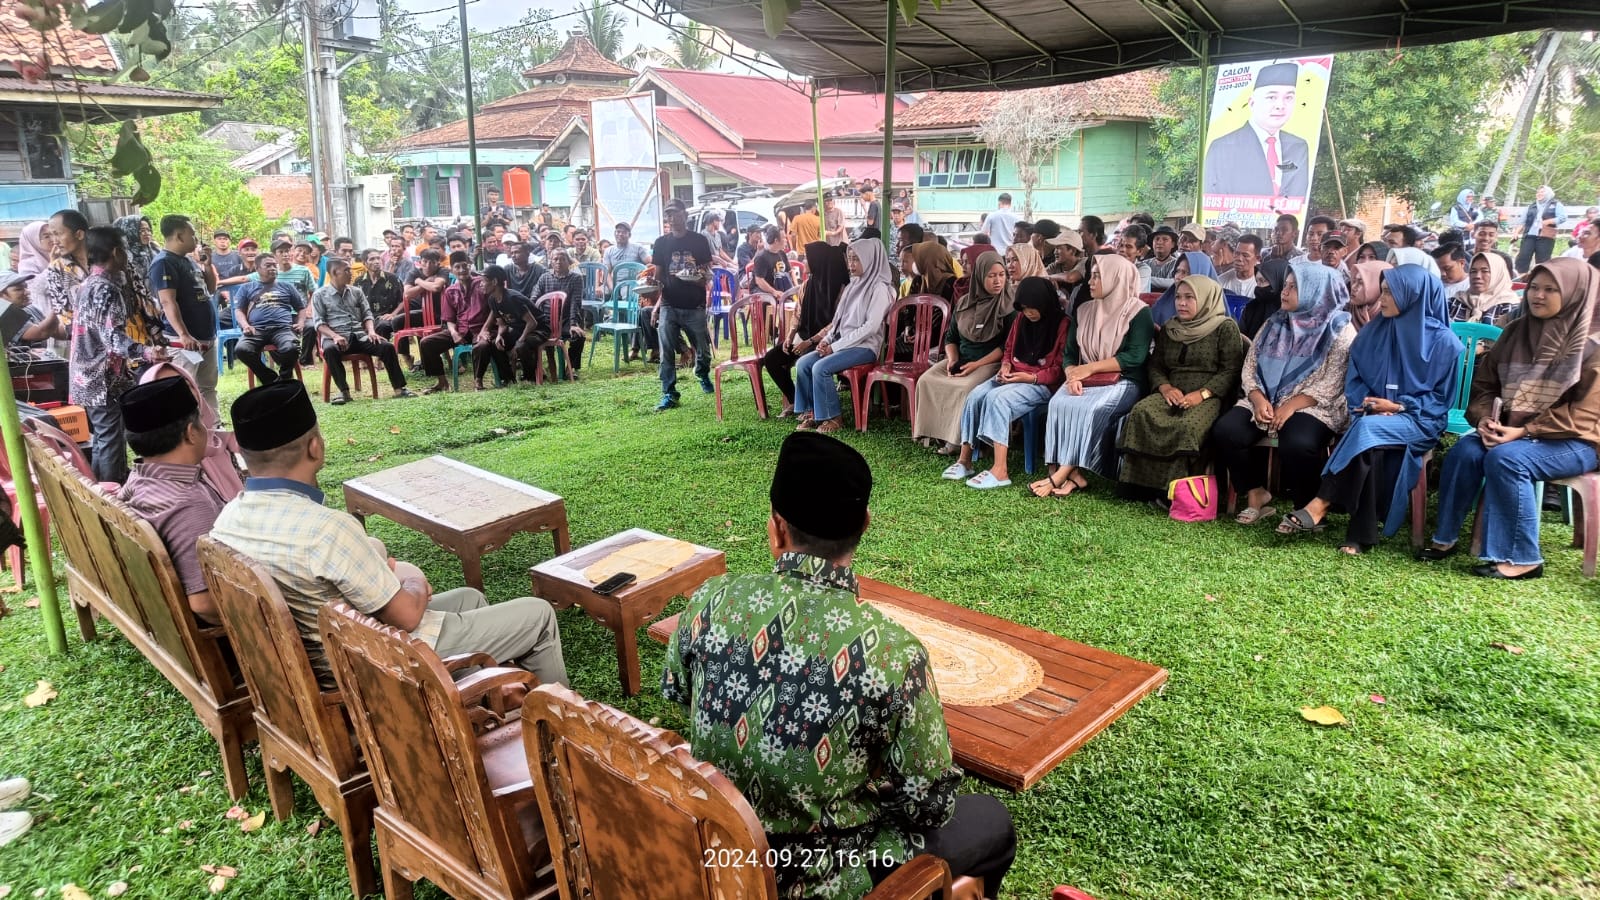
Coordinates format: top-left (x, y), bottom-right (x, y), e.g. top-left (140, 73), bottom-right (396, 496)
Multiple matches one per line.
top-left (552, 525), bottom-right (572, 555)
top-left (460, 553), bottom-right (485, 593)
top-left (615, 618), bottom-right (642, 697)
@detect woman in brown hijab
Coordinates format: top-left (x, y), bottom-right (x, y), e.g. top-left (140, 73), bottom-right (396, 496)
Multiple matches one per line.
top-left (913, 251), bottom-right (1012, 451)
top-left (1420, 258), bottom-right (1600, 579)
top-left (1347, 260), bottom-right (1392, 330)
top-left (909, 239), bottom-right (955, 301)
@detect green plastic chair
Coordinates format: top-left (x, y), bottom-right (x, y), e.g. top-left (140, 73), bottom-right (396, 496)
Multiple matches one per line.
top-left (611, 261), bottom-right (646, 285)
top-left (450, 343), bottom-right (507, 392)
top-left (578, 261), bottom-right (607, 329)
top-left (1447, 321), bottom-right (1501, 436)
top-left (589, 280), bottom-right (642, 372)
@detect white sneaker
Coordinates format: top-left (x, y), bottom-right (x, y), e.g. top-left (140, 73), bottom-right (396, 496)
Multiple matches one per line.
top-left (0, 811), bottom-right (31, 847)
top-left (941, 462), bottom-right (973, 481)
top-left (0, 778), bottom-right (28, 811)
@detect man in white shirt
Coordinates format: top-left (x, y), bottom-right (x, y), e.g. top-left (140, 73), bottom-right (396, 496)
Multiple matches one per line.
top-left (1561, 221), bottom-right (1599, 260)
top-left (981, 193), bottom-right (1019, 254)
top-left (1216, 234), bottom-right (1262, 297)
top-left (1432, 244), bottom-right (1471, 299)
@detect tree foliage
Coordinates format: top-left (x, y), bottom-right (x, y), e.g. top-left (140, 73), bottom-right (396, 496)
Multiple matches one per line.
top-left (577, 0), bottom-right (625, 61)
top-left (976, 91), bottom-right (1082, 220)
top-left (671, 21), bottom-right (721, 71)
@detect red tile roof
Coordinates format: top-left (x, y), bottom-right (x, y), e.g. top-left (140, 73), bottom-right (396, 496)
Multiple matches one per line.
top-left (393, 102), bottom-right (590, 150)
top-left (481, 82), bottom-right (621, 112)
top-left (0, 5), bottom-right (119, 75)
top-left (523, 33), bottom-right (636, 81)
top-left (646, 69), bottom-right (903, 145)
top-left (893, 70), bottom-right (1171, 131)
top-left (656, 106), bottom-right (738, 155)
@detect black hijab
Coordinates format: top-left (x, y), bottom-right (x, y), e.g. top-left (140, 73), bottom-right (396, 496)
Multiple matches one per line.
top-left (797, 241), bottom-right (848, 339)
top-left (1240, 258), bottom-right (1288, 340)
top-left (1011, 276), bottom-right (1064, 366)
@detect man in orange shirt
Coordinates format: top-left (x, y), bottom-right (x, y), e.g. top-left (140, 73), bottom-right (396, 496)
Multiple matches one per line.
top-left (789, 199), bottom-right (822, 250)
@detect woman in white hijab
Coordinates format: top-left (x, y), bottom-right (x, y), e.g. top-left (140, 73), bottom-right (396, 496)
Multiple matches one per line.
top-left (794, 238), bottom-right (897, 434)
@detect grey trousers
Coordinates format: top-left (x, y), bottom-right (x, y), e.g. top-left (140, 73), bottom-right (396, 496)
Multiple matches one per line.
top-left (428, 587), bottom-right (568, 687)
top-left (84, 403), bottom-right (128, 484)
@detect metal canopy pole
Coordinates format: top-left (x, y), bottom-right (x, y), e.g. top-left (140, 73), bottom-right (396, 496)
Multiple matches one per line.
top-left (0, 378), bottom-right (64, 654)
top-left (1193, 33), bottom-right (1210, 222)
top-left (812, 81), bottom-right (826, 222)
top-left (881, 5), bottom-right (896, 252)
top-left (458, 0), bottom-right (483, 261)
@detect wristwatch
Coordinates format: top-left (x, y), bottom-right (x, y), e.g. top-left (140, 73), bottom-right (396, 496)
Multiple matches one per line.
top-left (1200, 388), bottom-right (1214, 401)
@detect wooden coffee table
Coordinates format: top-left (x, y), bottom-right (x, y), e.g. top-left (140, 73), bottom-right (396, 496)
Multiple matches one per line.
top-left (649, 576), bottom-right (1166, 790)
top-left (529, 528), bottom-right (725, 697)
top-left (343, 455), bottom-right (571, 591)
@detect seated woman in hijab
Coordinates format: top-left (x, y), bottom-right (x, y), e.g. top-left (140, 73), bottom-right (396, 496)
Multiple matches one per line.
top-left (1276, 266), bottom-right (1462, 552)
top-left (1005, 242), bottom-right (1046, 285)
top-left (913, 251), bottom-right (1012, 453)
top-left (1210, 261), bottom-right (1357, 525)
top-left (944, 277), bottom-right (1068, 489)
top-left (909, 240), bottom-right (955, 302)
top-left (794, 239), bottom-right (897, 434)
top-left (1419, 258), bottom-right (1600, 579)
top-left (1347, 259), bottom-right (1392, 331)
top-left (1448, 251), bottom-right (1521, 325)
top-left (764, 241), bottom-right (848, 417)
top-left (1029, 255), bottom-right (1154, 498)
top-left (1238, 259), bottom-right (1290, 341)
top-left (1116, 275), bottom-right (1243, 501)
top-left (1149, 251), bottom-right (1219, 328)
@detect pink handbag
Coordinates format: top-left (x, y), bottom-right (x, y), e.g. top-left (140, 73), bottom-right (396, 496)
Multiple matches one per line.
top-left (1168, 475), bottom-right (1218, 522)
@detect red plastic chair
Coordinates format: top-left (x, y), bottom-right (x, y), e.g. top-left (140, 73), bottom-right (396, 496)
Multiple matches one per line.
top-left (531, 292), bottom-right (572, 384)
top-left (389, 291), bottom-right (442, 358)
top-left (714, 293), bottom-right (776, 420)
top-left (858, 294), bottom-right (951, 432)
top-left (317, 341), bottom-right (378, 403)
top-left (1556, 472), bottom-right (1599, 578)
top-left (1139, 292), bottom-right (1161, 305)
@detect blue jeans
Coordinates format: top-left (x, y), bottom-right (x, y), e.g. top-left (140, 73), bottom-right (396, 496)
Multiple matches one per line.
top-left (960, 379), bottom-right (1051, 449)
top-left (794, 346), bottom-right (876, 422)
top-left (657, 305), bottom-right (711, 397)
top-left (1432, 433), bottom-right (1597, 565)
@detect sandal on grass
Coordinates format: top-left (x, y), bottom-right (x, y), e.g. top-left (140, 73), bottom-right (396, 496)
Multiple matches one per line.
top-left (966, 471), bottom-right (1011, 489)
top-left (1338, 542), bottom-right (1373, 556)
top-left (942, 462), bottom-right (974, 481)
top-left (1235, 505), bottom-right (1276, 525)
top-left (815, 418), bottom-right (843, 434)
top-left (1275, 508), bottom-right (1325, 535)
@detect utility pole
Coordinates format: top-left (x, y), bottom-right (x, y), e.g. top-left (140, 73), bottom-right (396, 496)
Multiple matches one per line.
top-left (301, 0), bottom-right (359, 238)
top-left (320, 41), bottom-right (351, 238)
top-left (301, 0), bottom-right (328, 229)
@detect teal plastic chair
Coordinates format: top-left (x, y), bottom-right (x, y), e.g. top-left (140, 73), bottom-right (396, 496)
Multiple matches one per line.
top-left (589, 280), bottom-right (642, 372)
top-left (611, 261), bottom-right (646, 286)
top-left (450, 343), bottom-right (507, 392)
top-left (1447, 321), bottom-right (1501, 435)
top-left (578, 261), bottom-right (607, 329)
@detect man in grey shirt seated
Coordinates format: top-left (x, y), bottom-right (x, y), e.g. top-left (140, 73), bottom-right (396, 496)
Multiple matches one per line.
top-left (311, 258), bottom-right (416, 404)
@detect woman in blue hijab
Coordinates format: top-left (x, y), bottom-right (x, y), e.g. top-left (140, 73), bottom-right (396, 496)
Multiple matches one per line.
top-left (1149, 251), bottom-right (1217, 328)
top-left (1448, 187), bottom-right (1479, 231)
top-left (1275, 265), bottom-right (1463, 551)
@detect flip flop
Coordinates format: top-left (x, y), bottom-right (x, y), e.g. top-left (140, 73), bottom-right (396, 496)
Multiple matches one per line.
top-left (1275, 508), bottom-right (1325, 535)
top-left (1235, 505), bottom-right (1276, 525)
top-left (421, 385), bottom-right (446, 396)
top-left (815, 419), bottom-right (843, 434)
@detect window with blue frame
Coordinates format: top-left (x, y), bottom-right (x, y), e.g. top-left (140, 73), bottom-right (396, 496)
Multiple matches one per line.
top-left (917, 146), bottom-right (995, 189)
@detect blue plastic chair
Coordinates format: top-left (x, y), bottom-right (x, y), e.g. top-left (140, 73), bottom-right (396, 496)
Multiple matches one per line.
top-left (213, 298), bottom-right (243, 374)
top-left (1447, 321), bottom-right (1501, 436)
top-left (578, 261), bottom-right (607, 330)
top-left (708, 267), bottom-right (738, 347)
top-left (589, 280), bottom-right (643, 372)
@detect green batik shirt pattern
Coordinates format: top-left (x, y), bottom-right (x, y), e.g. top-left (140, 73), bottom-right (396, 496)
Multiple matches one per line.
top-left (662, 552), bottom-right (960, 900)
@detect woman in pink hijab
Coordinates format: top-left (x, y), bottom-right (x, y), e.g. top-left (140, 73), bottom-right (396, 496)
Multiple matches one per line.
top-left (15, 221), bottom-right (50, 276)
top-left (137, 362), bottom-right (244, 500)
top-left (1347, 260), bottom-right (1393, 330)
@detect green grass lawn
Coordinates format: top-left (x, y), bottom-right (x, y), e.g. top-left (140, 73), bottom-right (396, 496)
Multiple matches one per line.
top-left (1, 346), bottom-right (1597, 899)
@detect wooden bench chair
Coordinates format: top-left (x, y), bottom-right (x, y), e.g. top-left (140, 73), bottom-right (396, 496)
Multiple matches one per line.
top-left (520, 683), bottom-right (980, 900)
top-left (317, 602), bottom-right (556, 900)
top-left (23, 432), bottom-right (256, 800)
top-left (195, 537), bottom-right (377, 899)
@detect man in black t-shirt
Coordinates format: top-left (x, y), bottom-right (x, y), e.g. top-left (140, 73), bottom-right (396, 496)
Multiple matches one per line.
top-left (482, 265), bottom-right (550, 383)
top-left (376, 249), bottom-right (447, 369)
top-left (150, 214), bottom-right (220, 413)
top-left (651, 202), bottom-right (714, 411)
top-left (751, 225), bottom-right (794, 298)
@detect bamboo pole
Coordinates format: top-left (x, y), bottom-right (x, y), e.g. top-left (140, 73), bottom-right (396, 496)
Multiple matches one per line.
top-left (0, 377), bottom-right (65, 653)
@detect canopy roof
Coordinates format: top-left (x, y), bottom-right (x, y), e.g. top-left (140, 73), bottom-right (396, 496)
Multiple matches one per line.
top-left (655, 0), bottom-right (1600, 92)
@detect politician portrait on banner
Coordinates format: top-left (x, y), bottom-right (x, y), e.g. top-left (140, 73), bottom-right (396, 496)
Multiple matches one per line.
top-left (1201, 56), bottom-right (1332, 230)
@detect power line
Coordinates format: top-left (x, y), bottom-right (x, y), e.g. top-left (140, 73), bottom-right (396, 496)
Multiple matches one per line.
top-left (149, 17), bottom-right (286, 85)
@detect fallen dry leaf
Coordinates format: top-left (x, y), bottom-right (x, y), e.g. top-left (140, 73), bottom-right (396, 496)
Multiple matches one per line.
top-left (127, 868), bottom-right (140, 875)
top-left (1252, 654), bottom-right (1264, 661)
top-left (305, 819), bottom-right (325, 837)
top-left (177, 785), bottom-right (194, 794)
top-left (223, 806), bottom-right (247, 821)
top-left (239, 811), bottom-right (265, 833)
top-left (105, 884), bottom-right (128, 898)
top-left (345, 437), bottom-right (357, 445)
top-left (0, 886), bottom-right (9, 899)
top-left (491, 427), bottom-right (508, 435)
top-left (365, 454), bottom-right (384, 463)
top-left (197, 771), bottom-right (212, 779)
top-left (1300, 705), bottom-right (1349, 726)
top-left (178, 819), bottom-right (194, 830)
top-left (388, 426), bottom-right (401, 434)
top-left (60, 886), bottom-right (91, 900)
top-left (1369, 694), bottom-right (1387, 705)
top-left (207, 875), bottom-right (227, 894)
top-left (1490, 641), bottom-right (1525, 655)
top-left (23, 597), bottom-right (39, 608)
top-left (1204, 593), bottom-right (1218, 602)
top-left (199, 866), bottom-right (237, 879)
top-left (23, 680), bottom-right (56, 708)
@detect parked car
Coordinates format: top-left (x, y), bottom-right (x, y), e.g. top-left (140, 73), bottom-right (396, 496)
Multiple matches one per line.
top-left (688, 188), bottom-right (781, 255)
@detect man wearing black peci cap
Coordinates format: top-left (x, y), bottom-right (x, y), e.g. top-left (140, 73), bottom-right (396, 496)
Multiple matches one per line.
top-left (118, 377), bottom-right (229, 623)
top-left (1203, 61), bottom-right (1311, 198)
top-left (210, 381), bottom-right (568, 689)
top-left (663, 432), bottom-right (1016, 900)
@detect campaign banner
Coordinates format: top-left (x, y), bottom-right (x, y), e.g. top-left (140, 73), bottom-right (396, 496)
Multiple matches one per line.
top-left (590, 93), bottom-right (662, 245)
top-left (1200, 56), bottom-right (1333, 230)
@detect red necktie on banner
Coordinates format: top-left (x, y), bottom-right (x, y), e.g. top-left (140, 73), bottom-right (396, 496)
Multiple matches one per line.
top-left (1265, 136), bottom-right (1280, 195)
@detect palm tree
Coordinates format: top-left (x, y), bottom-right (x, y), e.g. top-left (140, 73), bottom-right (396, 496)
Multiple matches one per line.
top-left (576, 0), bottom-right (624, 61)
top-left (670, 21), bottom-right (721, 71)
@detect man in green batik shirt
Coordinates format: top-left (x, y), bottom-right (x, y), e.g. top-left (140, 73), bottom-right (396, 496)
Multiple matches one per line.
top-left (663, 432), bottom-right (1015, 900)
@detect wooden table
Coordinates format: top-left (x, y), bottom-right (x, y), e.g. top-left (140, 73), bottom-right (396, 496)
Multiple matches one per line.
top-left (343, 455), bottom-right (571, 591)
top-left (649, 576), bottom-right (1166, 791)
top-left (530, 528), bottom-right (725, 697)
